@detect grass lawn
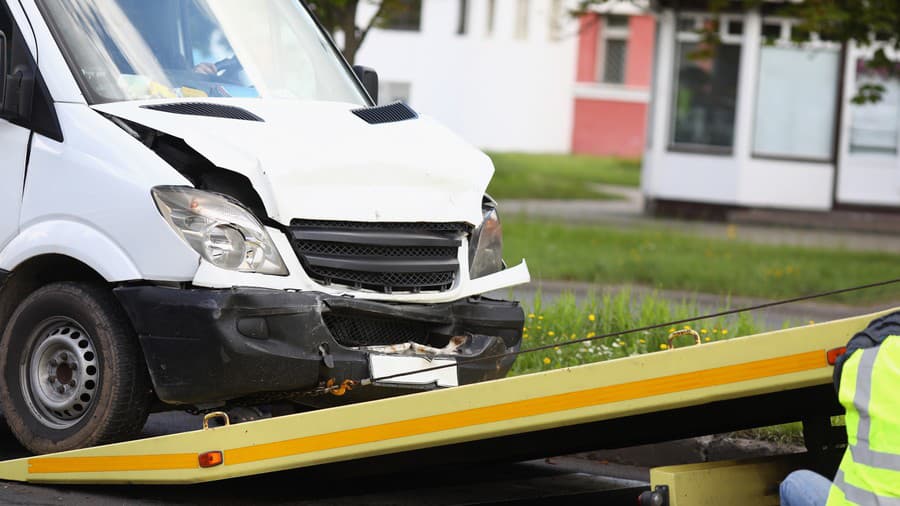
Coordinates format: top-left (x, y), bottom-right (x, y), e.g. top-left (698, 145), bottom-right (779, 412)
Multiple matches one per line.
top-left (486, 152), bottom-right (641, 200)
top-left (510, 290), bottom-right (760, 376)
top-left (504, 218), bottom-right (900, 305)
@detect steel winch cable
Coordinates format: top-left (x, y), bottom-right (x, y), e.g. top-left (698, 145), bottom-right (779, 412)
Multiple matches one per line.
top-left (316, 277), bottom-right (900, 395)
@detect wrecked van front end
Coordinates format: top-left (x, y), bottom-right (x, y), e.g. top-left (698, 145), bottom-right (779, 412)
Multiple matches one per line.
top-left (0, 0), bottom-right (529, 455)
top-left (35, 0), bottom-right (530, 407)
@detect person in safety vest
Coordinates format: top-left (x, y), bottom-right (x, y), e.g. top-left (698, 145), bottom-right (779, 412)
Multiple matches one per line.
top-left (780, 311), bottom-right (900, 506)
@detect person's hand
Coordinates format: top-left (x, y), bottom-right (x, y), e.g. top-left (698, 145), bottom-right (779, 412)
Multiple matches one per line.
top-left (193, 62), bottom-right (218, 75)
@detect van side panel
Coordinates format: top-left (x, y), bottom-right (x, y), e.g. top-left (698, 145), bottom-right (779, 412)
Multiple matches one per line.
top-left (16, 105), bottom-right (200, 282)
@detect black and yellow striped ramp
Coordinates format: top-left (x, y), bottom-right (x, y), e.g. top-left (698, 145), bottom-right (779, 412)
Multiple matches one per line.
top-left (0, 308), bottom-right (893, 485)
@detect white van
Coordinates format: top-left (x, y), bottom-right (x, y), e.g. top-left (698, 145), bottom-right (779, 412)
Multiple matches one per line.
top-left (0, 0), bottom-right (529, 454)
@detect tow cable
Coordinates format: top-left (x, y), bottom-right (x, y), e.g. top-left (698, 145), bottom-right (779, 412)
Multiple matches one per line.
top-left (311, 277), bottom-right (900, 396)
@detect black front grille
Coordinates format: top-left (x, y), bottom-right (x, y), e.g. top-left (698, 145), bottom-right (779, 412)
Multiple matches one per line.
top-left (323, 314), bottom-right (429, 347)
top-left (289, 221), bottom-right (470, 293)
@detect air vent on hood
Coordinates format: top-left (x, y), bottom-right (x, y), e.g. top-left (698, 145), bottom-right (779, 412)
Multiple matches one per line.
top-left (351, 102), bottom-right (418, 124)
top-left (141, 102), bottom-right (263, 122)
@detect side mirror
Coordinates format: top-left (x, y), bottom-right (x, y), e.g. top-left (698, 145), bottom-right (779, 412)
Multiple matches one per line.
top-left (353, 65), bottom-right (379, 104)
top-left (0, 31), bottom-right (7, 112)
top-left (1, 30), bottom-right (33, 121)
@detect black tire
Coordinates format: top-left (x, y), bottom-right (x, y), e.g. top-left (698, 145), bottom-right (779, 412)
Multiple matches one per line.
top-left (0, 282), bottom-right (151, 454)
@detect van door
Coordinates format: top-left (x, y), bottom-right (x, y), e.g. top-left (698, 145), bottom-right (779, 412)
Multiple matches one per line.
top-left (0, 4), bottom-right (30, 248)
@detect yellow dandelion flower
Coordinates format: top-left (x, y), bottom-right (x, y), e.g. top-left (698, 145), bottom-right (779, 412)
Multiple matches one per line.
top-left (554, 346), bottom-right (560, 351)
top-left (669, 327), bottom-right (676, 333)
top-left (588, 314), bottom-right (596, 322)
top-left (536, 325), bottom-right (542, 330)
top-left (538, 315), bottom-right (544, 320)
top-left (639, 339), bottom-right (646, 344)
top-left (543, 357), bottom-right (551, 365)
top-left (528, 313), bottom-right (535, 319)
top-left (587, 332), bottom-right (596, 338)
top-left (722, 329), bottom-right (729, 335)
top-left (683, 325), bottom-right (691, 330)
top-left (701, 329), bottom-right (708, 334)
top-left (713, 329), bottom-right (719, 333)
top-left (704, 337), bottom-right (711, 342)
top-left (659, 343), bottom-right (669, 350)
top-left (522, 326), bottom-right (528, 331)
top-left (548, 331), bottom-right (555, 337)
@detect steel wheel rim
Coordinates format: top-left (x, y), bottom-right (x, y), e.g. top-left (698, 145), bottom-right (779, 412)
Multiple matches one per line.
top-left (20, 318), bottom-right (100, 429)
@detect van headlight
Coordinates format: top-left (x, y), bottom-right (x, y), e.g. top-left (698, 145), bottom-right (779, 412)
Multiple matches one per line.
top-left (152, 186), bottom-right (288, 275)
top-left (469, 195), bottom-right (505, 279)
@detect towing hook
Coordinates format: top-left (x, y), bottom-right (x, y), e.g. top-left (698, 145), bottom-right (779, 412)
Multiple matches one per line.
top-left (667, 329), bottom-right (701, 350)
top-left (202, 411), bottom-right (231, 430)
top-left (325, 378), bottom-right (357, 396)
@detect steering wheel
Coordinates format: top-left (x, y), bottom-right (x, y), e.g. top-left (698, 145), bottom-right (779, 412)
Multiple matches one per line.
top-left (213, 55), bottom-right (244, 81)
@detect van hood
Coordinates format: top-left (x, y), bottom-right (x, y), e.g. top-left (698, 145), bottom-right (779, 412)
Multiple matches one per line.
top-left (92, 99), bottom-right (492, 226)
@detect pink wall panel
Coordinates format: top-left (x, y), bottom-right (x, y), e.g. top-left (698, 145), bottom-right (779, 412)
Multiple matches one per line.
top-left (625, 15), bottom-right (655, 87)
top-left (572, 99), bottom-right (647, 157)
top-left (576, 15), bottom-right (600, 82)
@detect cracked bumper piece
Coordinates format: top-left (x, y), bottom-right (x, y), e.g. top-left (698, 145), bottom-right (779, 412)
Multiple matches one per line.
top-left (113, 286), bottom-right (524, 405)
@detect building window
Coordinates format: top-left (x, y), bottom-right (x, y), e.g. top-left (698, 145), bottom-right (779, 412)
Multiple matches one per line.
top-left (596, 15), bottom-right (629, 84)
top-left (457, 0), bottom-right (469, 35)
top-left (381, 0), bottom-right (422, 32)
top-left (850, 59), bottom-right (900, 155)
top-left (515, 0), bottom-right (529, 40)
top-left (549, 0), bottom-right (563, 41)
top-left (752, 21), bottom-right (840, 161)
top-left (486, 0), bottom-right (496, 35)
top-left (670, 15), bottom-right (742, 151)
top-left (379, 81), bottom-right (412, 105)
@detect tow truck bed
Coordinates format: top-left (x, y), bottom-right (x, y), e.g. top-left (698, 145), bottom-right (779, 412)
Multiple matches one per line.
top-left (0, 308), bottom-right (892, 485)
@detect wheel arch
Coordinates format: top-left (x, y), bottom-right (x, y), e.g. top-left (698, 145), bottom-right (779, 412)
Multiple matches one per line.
top-left (0, 254), bottom-right (113, 339)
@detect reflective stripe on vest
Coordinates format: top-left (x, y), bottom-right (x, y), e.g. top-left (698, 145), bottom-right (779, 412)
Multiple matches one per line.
top-left (851, 347), bottom-right (900, 471)
top-left (829, 339), bottom-right (900, 505)
top-left (834, 471), bottom-right (900, 506)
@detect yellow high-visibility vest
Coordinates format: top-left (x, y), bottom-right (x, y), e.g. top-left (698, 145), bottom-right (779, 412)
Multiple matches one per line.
top-left (827, 336), bottom-right (900, 505)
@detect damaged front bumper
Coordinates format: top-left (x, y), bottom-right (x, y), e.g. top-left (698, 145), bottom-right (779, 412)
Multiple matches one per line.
top-left (113, 286), bottom-right (524, 407)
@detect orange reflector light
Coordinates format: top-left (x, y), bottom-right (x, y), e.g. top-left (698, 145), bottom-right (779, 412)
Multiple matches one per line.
top-left (827, 346), bottom-right (847, 366)
top-left (198, 450), bottom-right (224, 468)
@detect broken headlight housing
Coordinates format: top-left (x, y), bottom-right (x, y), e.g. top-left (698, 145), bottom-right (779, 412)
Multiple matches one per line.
top-left (152, 186), bottom-right (288, 275)
top-left (469, 195), bottom-right (505, 279)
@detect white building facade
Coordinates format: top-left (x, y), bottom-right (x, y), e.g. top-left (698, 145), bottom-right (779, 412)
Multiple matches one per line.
top-left (642, 6), bottom-right (900, 212)
top-left (355, 0), bottom-right (580, 153)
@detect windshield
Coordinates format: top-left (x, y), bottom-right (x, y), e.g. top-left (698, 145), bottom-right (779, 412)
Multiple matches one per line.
top-left (37, 0), bottom-right (368, 105)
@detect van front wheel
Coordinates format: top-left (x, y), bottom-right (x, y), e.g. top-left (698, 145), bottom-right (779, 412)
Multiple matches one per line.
top-left (0, 282), bottom-right (151, 454)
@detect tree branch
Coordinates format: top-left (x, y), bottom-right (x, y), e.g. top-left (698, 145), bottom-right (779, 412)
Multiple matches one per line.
top-left (358, 0), bottom-right (388, 48)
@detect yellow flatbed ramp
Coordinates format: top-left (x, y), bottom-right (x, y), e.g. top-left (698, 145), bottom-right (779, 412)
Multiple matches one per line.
top-left (0, 308), bottom-right (892, 485)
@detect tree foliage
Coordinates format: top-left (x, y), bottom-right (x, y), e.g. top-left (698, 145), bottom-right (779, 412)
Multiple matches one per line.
top-left (306, 0), bottom-right (415, 64)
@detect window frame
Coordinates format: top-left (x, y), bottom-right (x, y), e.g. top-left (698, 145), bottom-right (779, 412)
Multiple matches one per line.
top-left (485, 0), bottom-right (495, 36)
top-left (847, 56), bottom-right (900, 157)
top-left (457, 0), bottom-right (468, 36)
top-left (380, 0), bottom-right (422, 32)
top-left (514, 0), bottom-right (529, 41)
top-left (666, 12), bottom-right (744, 155)
top-left (750, 16), bottom-right (842, 163)
top-left (597, 15), bottom-right (630, 85)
